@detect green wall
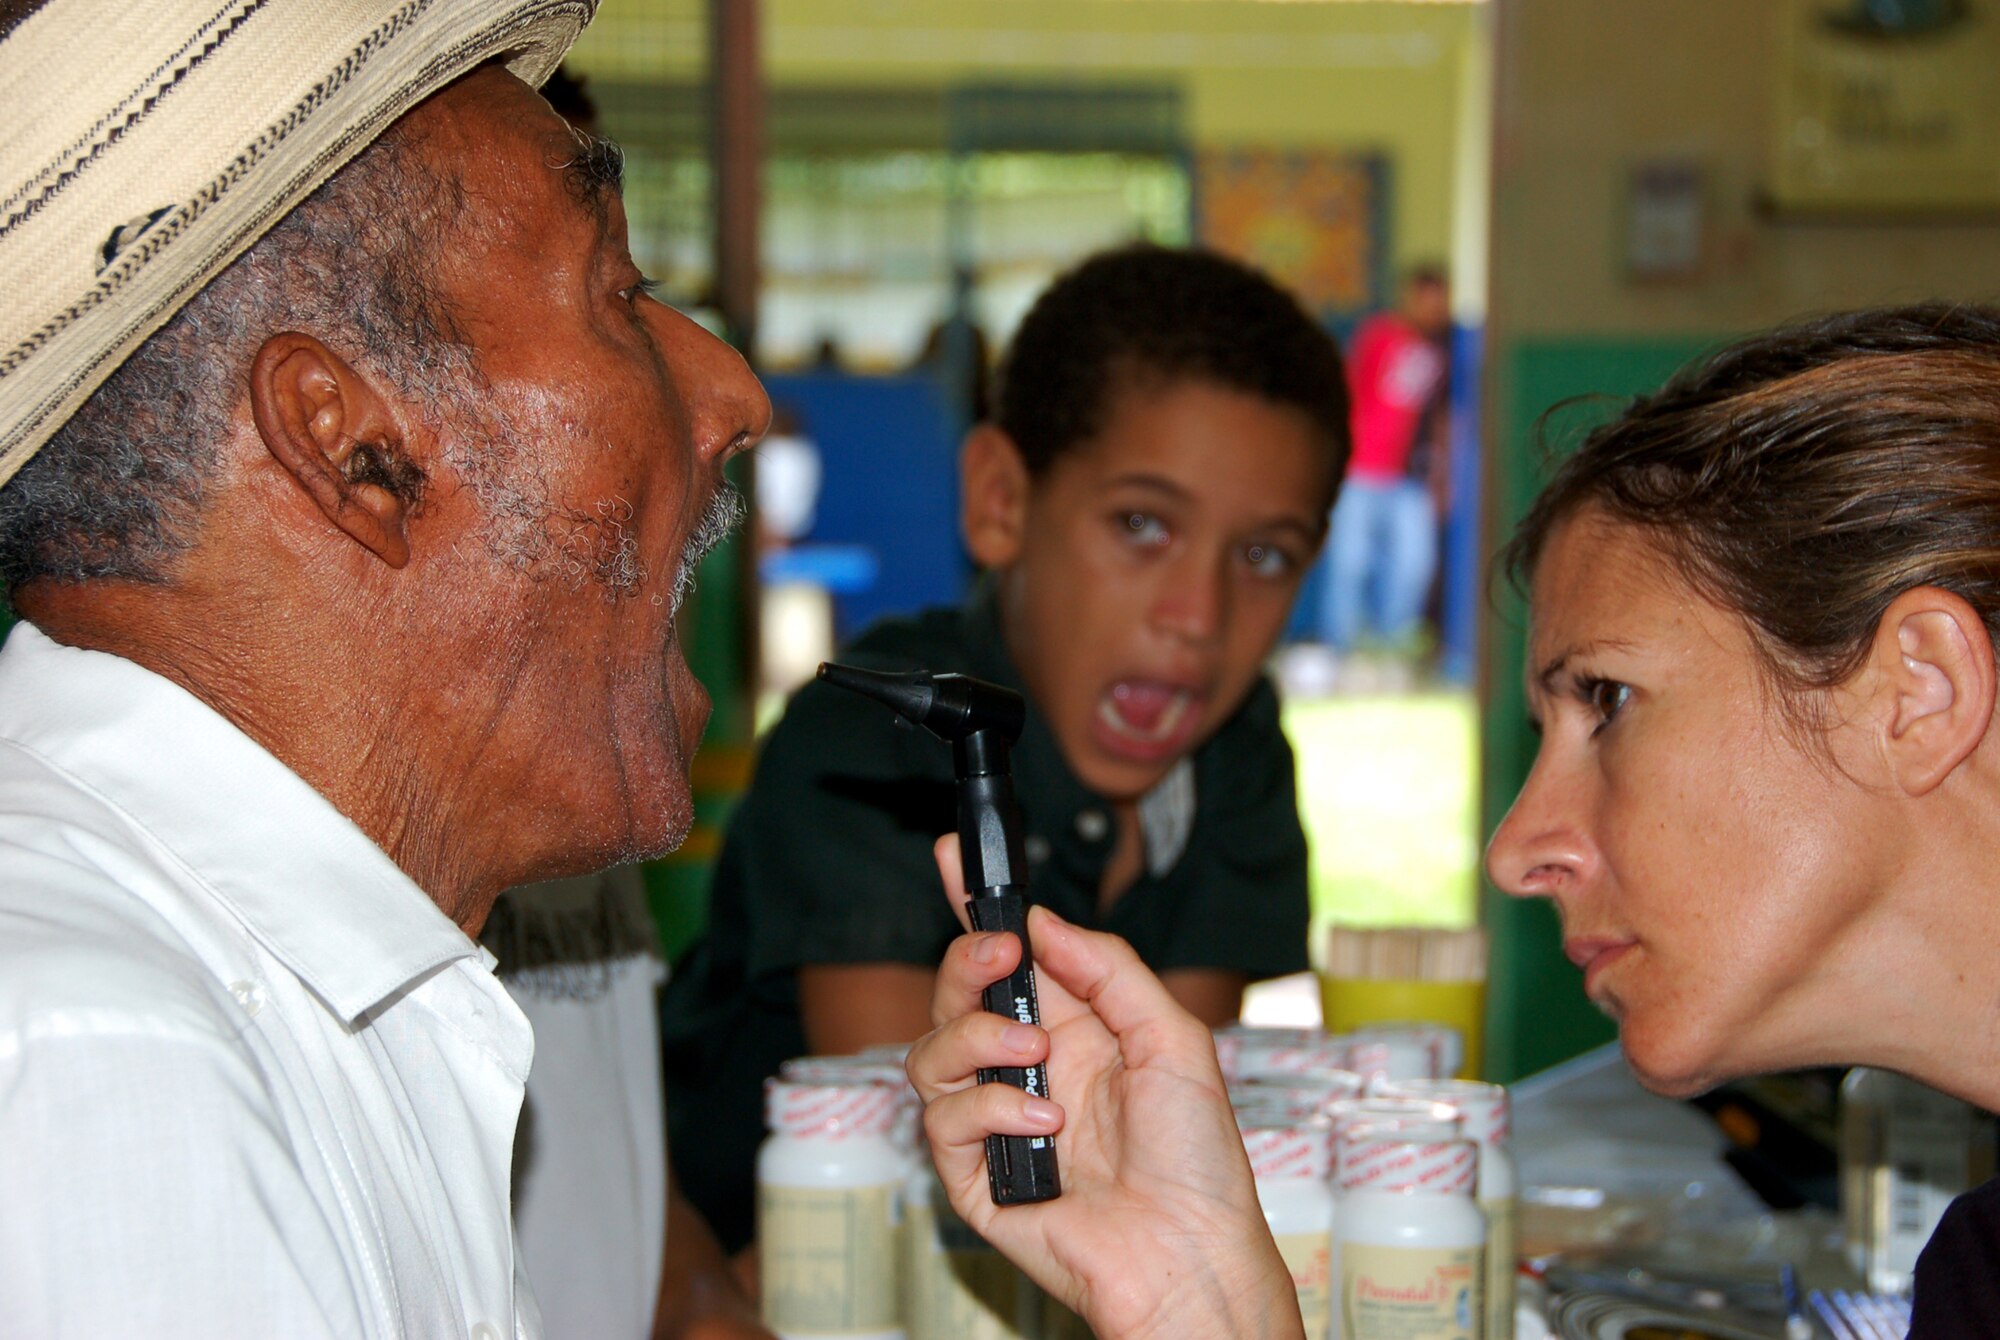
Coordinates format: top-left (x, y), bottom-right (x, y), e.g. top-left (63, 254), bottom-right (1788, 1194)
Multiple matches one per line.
top-left (1480, 335), bottom-right (1726, 1081)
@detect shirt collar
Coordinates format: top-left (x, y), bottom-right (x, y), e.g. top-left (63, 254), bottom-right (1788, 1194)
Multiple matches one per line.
top-left (0, 622), bottom-right (482, 1023)
top-left (958, 581), bottom-right (1120, 880)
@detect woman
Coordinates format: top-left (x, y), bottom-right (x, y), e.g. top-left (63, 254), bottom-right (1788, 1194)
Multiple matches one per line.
top-left (908, 304), bottom-right (2000, 1336)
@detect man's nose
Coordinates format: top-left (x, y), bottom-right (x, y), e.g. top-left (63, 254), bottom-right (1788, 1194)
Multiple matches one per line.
top-left (680, 317), bottom-right (771, 466)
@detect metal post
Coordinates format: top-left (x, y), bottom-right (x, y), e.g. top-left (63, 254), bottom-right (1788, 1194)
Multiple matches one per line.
top-left (708, 0), bottom-right (760, 355)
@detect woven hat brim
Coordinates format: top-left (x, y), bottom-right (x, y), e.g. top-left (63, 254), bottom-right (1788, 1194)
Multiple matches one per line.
top-left (0, 0), bottom-right (599, 488)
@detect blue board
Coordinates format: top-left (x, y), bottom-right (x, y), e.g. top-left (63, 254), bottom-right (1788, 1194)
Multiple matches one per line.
top-left (758, 372), bottom-right (971, 641)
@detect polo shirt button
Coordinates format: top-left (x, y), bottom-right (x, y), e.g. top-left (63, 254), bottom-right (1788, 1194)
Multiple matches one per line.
top-left (1075, 810), bottom-right (1108, 842)
top-left (226, 980), bottom-right (266, 1018)
top-left (471, 1323), bottom-right (500, 1340)
top-left (1024, 835), bottom-right (1051, 865)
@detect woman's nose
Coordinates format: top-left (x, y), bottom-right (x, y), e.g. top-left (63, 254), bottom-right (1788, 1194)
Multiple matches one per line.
top-left (1485, 757), bottom-right (1596, 900)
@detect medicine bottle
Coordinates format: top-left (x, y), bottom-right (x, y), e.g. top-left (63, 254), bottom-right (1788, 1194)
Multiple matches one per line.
top-left (1839, 1066), bottom-right (1994, 1294)
top-left (1336, 1138), bottom-right (1484, 1340)
top-left (757, 1079), bottom-right (907, 1340)
top-left (1242, 1115), bottom-right (1338, 1340)
top-left (1386, 1079), bottom-right (1516, 1340)
top-left (901, 1159), bottom-right (1029, 1340)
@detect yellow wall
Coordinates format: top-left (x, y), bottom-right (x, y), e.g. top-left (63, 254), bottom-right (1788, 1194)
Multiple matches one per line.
top-left (1492, 0), bottom-right (2000, 341)
top-left (570, 0), bottom-right (1488, 273)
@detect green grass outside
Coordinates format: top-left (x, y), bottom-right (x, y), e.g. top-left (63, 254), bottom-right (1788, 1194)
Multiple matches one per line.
top-left (1283, 691), bottom-right (1480, 962)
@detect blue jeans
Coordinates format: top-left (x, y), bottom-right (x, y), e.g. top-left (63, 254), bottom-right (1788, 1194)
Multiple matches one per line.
top-left (1321, 477), bottom-right (1438, 651)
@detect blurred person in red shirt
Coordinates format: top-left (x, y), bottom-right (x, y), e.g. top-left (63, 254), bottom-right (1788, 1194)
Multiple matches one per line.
top-left (1321, 265), bottom-right (1452, 664)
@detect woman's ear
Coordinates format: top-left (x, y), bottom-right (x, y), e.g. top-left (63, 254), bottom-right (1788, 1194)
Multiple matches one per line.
top-left (249, 331), bottom-right (424, 569)
top-left (959, 423), bottom-right (1031, 569)
top-left (1866, 586), bottom-right (1998, 796)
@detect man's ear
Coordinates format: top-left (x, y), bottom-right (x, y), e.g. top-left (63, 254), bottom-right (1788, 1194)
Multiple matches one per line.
top-left (959, 423), bottom-right (1031, 569)
top-left (1865, 586), bottom-right (1998, 796)
top-left (249, 332), bottom-right (425, 569)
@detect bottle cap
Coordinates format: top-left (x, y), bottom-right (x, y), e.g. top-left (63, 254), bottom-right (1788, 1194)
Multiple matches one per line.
top-left (1378, 1079), bottom-right (1510, 1148)
top-left (764, 1079), bottom-right (902, 1139)
top-left (1330, 1097), bottom-right (1462, 1169)
top-left (1229, 1074), bottom-right (1362, 1123)
top-left (1338, 1137), bottom-right (1477, 1195)
top-left (1240, 1121), bottom-right (1335, 1181)
top-left (1216, 1026), bottom-right (1350, 1081)
top-left (780, 1055), bottom-right (910, 1090)
top-left (1343, 1026), bottom-right (1444, 1086)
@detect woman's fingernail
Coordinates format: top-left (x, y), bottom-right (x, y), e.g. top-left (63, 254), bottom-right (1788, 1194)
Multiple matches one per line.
top-left (970, 934), bottom-right (1001, 964)
top-left (1023, 1097), bottom-right (1061, 1127)
top-left (1001, 1023), bottom-right (1039, 1054)
top-left (1035, 907), bottom-right (1070, 929)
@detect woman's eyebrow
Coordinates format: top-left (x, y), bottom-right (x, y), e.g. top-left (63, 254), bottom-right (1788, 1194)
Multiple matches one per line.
top-left (1535, 639), bottom-right (1639, 693)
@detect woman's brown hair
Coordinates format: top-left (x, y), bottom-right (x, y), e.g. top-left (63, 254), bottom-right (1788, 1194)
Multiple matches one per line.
top-left (1505, 304), bottom-right (2000, 704)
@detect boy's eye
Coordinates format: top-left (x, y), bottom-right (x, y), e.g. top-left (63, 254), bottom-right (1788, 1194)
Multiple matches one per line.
top-left (1121, 513), bottom-right (1170, 547)
top-left (1242, 542), bottom-right (1295, 578)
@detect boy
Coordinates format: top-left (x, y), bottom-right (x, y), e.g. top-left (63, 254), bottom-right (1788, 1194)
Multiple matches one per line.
top-left (662, 245), bottom-right (1350, 1252)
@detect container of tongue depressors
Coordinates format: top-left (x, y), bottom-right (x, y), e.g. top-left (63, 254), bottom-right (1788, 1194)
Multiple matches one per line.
top-left (1320, 979), bottom-right (1483, 1079)
top-left (1336, 1137), bottom-right (1484, 1340)
top-left (757, 1079), bottom-right (907, 1340)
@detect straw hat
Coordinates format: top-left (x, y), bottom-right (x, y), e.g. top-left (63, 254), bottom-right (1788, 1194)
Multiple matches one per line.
top-left (0, 0), bottom-right (599, 489)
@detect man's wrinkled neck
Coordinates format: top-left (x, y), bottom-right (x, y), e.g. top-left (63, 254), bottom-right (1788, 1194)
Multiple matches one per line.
top-left (20, 576), bottom-right (509, 934)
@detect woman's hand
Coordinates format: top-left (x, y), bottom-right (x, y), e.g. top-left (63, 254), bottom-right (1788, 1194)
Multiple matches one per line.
top-left (905, 837), bottom-right (1303, 1340)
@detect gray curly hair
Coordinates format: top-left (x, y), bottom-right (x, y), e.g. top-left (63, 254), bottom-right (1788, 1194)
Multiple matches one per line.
top-left (0, 119), bottom-right (473, 592)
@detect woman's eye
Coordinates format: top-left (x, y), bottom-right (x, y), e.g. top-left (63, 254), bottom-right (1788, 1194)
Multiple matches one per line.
top-left (1242, 542), bottom-right (1295, 578)
top-left (1121, 513), bottom-right (1170, 548)
top-left (1585, 678), bottom-right (1632, 731)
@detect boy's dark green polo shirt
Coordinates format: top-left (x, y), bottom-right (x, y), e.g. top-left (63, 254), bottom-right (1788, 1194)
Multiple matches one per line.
top-left (661, 586), bottom-right (1309, 1251)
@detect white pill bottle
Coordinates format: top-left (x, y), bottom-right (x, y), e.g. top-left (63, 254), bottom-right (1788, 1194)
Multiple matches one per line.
top-left (1242, 1117), bottom-right (1338, 1340)
top-left (1385, 1080), bottom-right (1516, 1340)
top-left (900, 1159), bottom-right (1030, 1340)
top-left (1336, 1138), bottom-right (1484, 1340)
top-left (757, 1079), bottom-right (907, 1340)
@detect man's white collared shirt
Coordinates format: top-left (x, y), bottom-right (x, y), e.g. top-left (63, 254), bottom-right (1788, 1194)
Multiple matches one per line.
top-left (0, 623), bottom-right (540, 1338)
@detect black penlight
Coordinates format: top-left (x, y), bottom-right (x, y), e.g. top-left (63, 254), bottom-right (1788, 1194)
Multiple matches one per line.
top-left (818, 661), bottom-right (1062, 1205)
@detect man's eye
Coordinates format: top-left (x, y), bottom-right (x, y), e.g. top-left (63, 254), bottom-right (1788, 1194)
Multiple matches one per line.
top-left (1242, 542), bottom-right (1295, 578)
top-left (620, 275), bottom-right (662, 306)
top-left (1584, 678), bottom-right (1631, 730)
top-left (1121, 513), bottom-right (1170, 547)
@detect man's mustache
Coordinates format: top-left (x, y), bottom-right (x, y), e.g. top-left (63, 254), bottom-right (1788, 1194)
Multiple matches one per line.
top-left (670, 480), bottom-right (745, 616)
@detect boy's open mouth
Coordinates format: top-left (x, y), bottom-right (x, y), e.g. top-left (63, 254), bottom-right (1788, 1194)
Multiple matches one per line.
top-left (1094, 679), bottom-right (1204, 758)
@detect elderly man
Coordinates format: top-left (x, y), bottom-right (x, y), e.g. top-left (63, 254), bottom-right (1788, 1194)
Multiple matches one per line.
top-left (0, 2), bottom-right (771, 1335)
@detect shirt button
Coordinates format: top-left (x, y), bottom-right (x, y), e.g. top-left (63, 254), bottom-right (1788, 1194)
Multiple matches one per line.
top-left (227, 980), bottom-right (266, 1018)
top-left (471, 1323), bottom-right (500, 1340)
top-left (1024, 835), bottom-right (1051, 866)
top-left (1075, 810), bottom-right (1108, 842)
